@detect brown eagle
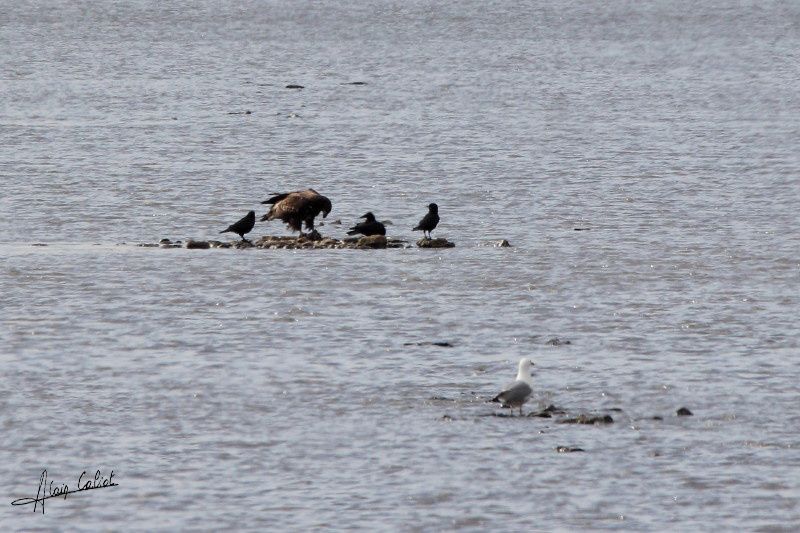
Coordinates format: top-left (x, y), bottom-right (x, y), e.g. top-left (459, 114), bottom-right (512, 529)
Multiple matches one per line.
top-left (259, 189), bottom-right (332, 234)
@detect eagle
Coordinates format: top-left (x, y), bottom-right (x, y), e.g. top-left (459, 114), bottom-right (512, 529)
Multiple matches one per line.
top-left (259, 189), bottom-right (332, 234)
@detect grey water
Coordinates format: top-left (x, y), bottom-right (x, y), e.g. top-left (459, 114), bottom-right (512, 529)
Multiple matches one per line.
top-left (2, 1), bottom-right (799, 530)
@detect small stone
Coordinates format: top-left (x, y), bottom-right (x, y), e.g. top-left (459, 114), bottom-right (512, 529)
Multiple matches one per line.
top-left (496, 239), bottom-right (511, 247)
top-left (676, 407), bottom-right (693, 416)
top-left (556, 446), bottom-right (585, 453)
top-left (545, 337), bottom-right (571, 346)
top-left (652, 416), bottom-right (663, 421)
top-left (559, 414), bottom-right (614, 425)
top-left (286, 84), bottom-right (304, 89)
top-left (357, 235), bottom-right (387, 249)
top-left (159, 238), bottom-right (172, 244)
top-left (416, 238), bottom-right (455, 248)
top-left (185, 240), bottom-right (210, 249)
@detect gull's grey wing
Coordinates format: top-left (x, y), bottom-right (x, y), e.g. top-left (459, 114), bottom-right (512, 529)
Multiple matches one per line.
top-left (493, 380), bottom-right (532, 407)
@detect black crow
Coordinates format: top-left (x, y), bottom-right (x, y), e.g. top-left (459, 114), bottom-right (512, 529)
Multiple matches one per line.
top-left (220, 210), bottom-right (256, 241)
top-left (347, 212), bottom-right (386, 236)
top-left (412, 203), bottom-right (439, 239)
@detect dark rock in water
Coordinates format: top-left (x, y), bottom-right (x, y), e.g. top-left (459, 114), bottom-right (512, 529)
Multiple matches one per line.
top-left (574, 227), bottom-right (591, 231)
top-left (404, 341), bottom-right (454, 348)
top-left (559, 414), bottom-right (614, 425)
top-left (31, 243), bottom-right (48, 247)
top-left (677, 407), bottom-right (693, 416)
top-left (137, 243), bottom-right (159, 247)
top-left (441, 414), bottom-right (453, 421)
top-left (343, 81), bottom-right (367, 85)
top-left (227, 110), bottom-right (252, 115)
top-left (556, 446), bottom-right (585, 453)
top-left (233, 240), bottom-right (254, 249)
top-left (286, 84), bottom-right (304, 89)
top-left (528, 404), bottom-right (566, 417)
top-left (416, 238), bottom-right (455, 248)
top-left (545, 337), bottom-right (571, 346)
top-left (159, 238), bottom-right (172, 244)
top-left (207, 240), bottom-right (231, 249)
top-left (356, 235), bottom-right (387, 249)
top-left (185, 240), bottom-right (210, 249)
top-left (160, 243), bottom-right (181, 248)
top-left (652, 416), bottom-right (664, 421)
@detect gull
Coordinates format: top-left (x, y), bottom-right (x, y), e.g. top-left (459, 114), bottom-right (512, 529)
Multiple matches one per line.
top-left (492, 358), bottom-right (534, 416)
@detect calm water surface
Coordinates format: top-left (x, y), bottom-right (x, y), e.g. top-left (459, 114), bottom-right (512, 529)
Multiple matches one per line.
top-left (2, 1), bottom-right (799, 530)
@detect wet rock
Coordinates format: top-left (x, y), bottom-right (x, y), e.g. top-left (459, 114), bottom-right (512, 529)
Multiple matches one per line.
top-left (545, 337), bottom-right (571, 346)
top-left (232, 240), bottom-right (254, 249)
top-left (185, 240), bottom-right (211, 249)
top-left (441, 414), bottom-right (453, 421)
top-left (556, 446), bottom-right (585, 453)
top-left (160, 243), bottom-right (182, 248)
top-left (343, 81), bottom-right (367, 85)
top-left (137, 243), bottom-right (159, 247)
top-left (286, 84), bottom-right (304, 89)
top-left (404, 341), bottom-right (454, 348)
top-left (558, 414), bottom-right (614, 425)
top-left (496, 239), bottom-right (512, 247)
top-left (651, 416), bottom-right (664, 421)
top-left (429, 396), bottom-right (455, 402)
top-left (31, 243), bottom-right (48, 247)
top-left (528, 404), bottom-right (567, 417)
top-left (227, 110), bottom-right (252, 115)
top-left (159, 238), bottom-right (172, 244)
top-left (386, 238), bottom-right (409, 249)
top-left (676, 407), bottom-right (693, 416)
top-left (416, 238), bottom-right (455, 248)
top-left (356, 235), bottom-right (387, 249)
top-left (573, 227), bottom-right (591, 231)
top-left (207, 240), bottom-right (231, 249)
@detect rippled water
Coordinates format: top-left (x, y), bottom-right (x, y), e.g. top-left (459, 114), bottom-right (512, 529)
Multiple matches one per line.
top-left (2, 1), bottom-right (799, 530)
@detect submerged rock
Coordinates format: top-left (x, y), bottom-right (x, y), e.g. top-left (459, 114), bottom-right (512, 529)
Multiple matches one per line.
top-left (416, 238), bottom-right (455, 248)
top-left (404, 341), bottom-right (454, 348)
top-left (555, 446), bottom-right (585, 453)
top-left (558, 414), bottom-right (614, 425)
top-left (545, 337), bottom-right (571, 346)
top-left (676, 407), bottom-right (693, 416)
top-left (496, 239), bottom-right (512, 247)
top-left (528, 404), bottom-right (567, 417)
top-left (142, 235), bottom-right (411, 250)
